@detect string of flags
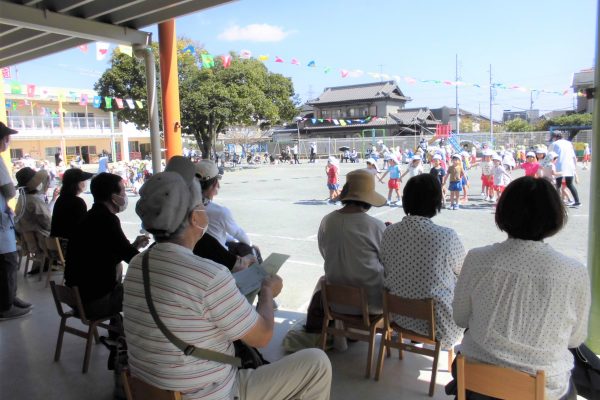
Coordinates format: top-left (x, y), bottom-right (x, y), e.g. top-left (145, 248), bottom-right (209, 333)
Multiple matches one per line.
top-left (298, 116), bottom-right (381, 126)
top-left (4, 81), bottom-right (145, 112)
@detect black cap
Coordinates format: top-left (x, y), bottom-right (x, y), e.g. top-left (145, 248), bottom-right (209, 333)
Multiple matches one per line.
top-left (62, 168), bottom-right (94, 186)
top-left (0, 122), bottom-right (18, 138)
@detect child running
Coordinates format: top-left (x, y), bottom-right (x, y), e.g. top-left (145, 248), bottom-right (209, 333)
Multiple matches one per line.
top-left (491, 154), bottom-right (511, 202)
top-left (325, 156), bottom-right (340, 204)
top-left (443, 154), bottom-right (465, 210)
top-left (582, 143), bottom-right (590, 170)
top-left (378, 156), bottom-right (402, 206)
top-left (478, 149), bottom-right (494, 201)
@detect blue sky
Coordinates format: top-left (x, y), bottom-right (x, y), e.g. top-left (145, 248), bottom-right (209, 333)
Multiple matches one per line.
top-left (9, 0), bottom-right (598, 119)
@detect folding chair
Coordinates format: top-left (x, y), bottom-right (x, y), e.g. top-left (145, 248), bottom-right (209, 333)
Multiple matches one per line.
top-left (374, 291), bottom-right (441, 396)
top-left (319, 281), bottom-right (384, 378)
top-left (44, 237), bottom-right (66, 288)
top-left (49, 281), bottom-right (120, 373)
top-left (456, 354), bottom-right (545, 400)
top-left (122, 370), bottom-right (182, 400)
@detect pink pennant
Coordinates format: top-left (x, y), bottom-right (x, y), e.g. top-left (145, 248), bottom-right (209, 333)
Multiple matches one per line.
top-left (341, 70), bottom-right (349, 78)
top-left (79, 94), bottom-right (89, 106)
top-left (78, 44), bottom-right (89, 53)
top-left (1, 67), bottom-right (10, 79)
top-left (404, 77), bottom-right (417, 84)
top-left (290, 58), bottom-right (299, 65)
top-left (221, 55), bottom-right (232, 68)
top-left (239, 49), bottom-right (252, 59)
top-left (275, 56), bottom-right (284, 63)
top-left (115, 98), bottom-right (124, 109)
top-left (26, 84), bottom-right (36, 97)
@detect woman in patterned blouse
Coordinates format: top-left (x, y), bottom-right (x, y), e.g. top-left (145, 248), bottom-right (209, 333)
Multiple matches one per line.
top-left (381, 174), bottom-right (466, 350)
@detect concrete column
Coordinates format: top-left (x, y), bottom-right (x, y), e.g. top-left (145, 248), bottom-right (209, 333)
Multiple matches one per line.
top-left (587, 3), bottom-right (600, 353)
top-left (158, 19), bottom-right (182, 162)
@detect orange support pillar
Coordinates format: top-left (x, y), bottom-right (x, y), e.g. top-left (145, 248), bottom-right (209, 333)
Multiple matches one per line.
top-left (158, 19), bottom-right (182, 161)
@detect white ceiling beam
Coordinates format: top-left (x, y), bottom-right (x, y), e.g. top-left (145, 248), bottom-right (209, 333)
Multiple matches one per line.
top-left (0, 1), bottom-right (151, 46)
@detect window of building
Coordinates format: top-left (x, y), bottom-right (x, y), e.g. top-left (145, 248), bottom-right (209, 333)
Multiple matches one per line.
top-left (10, 148), bottom-right (23, 160)
top-left (349, 108), bottom-right (356, 117)
top-left (45, 147), bottom-right (61, 157)
top-left (362, 108), bottom-right (369, 116)
top-left (129, 141), bottom-right (140, 152)
top-left (66, 146), bottom-right (80, 155)
top-left (322, 110), bottom-right (329, 117)
top-left (336, 109), bottom-right (342, 117)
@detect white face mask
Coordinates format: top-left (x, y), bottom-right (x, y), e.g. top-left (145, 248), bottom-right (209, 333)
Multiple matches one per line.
top-left (113, 193), bottom-right (128, 213)
top-left (36, 183), bottom-right (44, 192)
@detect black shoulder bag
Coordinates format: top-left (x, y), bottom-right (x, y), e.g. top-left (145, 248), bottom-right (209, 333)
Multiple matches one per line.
top-left (570, 344), bottom-right (600, 400)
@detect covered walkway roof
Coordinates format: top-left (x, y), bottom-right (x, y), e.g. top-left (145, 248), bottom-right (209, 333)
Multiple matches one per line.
top-left (0, 0), bottom-right (234, 67)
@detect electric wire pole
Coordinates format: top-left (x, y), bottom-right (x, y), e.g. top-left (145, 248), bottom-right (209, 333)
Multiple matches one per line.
top-left (456, 54), bottom-right (460, 135)
top-left (489, 64), bottom-right (493, 146)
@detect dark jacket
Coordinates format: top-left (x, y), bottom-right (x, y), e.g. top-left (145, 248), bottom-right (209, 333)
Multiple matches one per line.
top-left (50, 194), bottom-right (87, 239)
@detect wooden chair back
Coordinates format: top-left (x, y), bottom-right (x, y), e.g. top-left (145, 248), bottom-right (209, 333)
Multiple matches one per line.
top-left (122, 371), bottom-right (182, 400)
top-left (375, 291), bottom-right (441, 396)
top-left (50, 280), bottom-right (88, 322)
top-left (456, 354), bottom-right (545, 400)
top-left (44, 236), bottom-right (65, 287)
top-left (320, 280), bottom-right (384, 378)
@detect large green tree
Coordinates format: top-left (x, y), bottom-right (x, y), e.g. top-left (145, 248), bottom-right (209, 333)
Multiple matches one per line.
top-left (94, 40), bottom-right (298, 158)
top-left (504, 117), bottom-right (532, 132)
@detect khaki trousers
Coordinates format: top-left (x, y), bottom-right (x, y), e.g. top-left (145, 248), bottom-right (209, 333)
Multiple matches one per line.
top-left (236, 348), bottom-right (331, 400)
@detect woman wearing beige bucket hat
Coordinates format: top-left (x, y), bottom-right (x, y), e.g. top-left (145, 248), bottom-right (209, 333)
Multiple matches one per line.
top-left (318, 169), bottom-right (387, 315)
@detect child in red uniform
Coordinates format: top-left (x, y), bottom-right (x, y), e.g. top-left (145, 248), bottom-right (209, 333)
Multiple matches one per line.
top-left (325, 156), bottom-right (340, 204)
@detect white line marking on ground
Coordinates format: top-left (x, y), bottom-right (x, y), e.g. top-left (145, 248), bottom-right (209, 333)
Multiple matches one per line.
top-left (247, 233), bottom-right (317, 242)
top-left (286, 259), bottom-right (323, 267)
top-left (304, 233), bottom-right (318, 240)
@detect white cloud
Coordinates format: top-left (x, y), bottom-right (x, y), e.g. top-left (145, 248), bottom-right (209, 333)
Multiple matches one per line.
top-left (218, 24), bottom-right (292, 42)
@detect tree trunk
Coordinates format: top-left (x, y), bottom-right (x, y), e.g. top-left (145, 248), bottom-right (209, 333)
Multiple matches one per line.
top-left (201, 130), bottom-right (212, 159)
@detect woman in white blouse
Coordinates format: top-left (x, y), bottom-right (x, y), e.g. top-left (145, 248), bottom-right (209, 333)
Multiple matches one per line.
top-left (452, 176), bottom-right (590, 400)
top-left (381, 174), bottom-right (466, 350)
top-left (318, 169), bottom-right (387, 314)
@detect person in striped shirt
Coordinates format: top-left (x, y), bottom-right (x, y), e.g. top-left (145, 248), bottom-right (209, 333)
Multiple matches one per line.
top-left (124, 156), bottom-right (331, 400)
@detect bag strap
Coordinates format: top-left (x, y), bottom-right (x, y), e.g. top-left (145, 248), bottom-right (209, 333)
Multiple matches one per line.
top-left (141, 250), bottom-right (242, 368)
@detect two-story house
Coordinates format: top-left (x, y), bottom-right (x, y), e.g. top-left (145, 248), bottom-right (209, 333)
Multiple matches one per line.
top-left (303, 81), bottom-right (439, 138)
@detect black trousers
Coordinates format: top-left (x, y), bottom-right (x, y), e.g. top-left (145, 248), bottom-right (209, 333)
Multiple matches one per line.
top-left (0, 252), bottom-right (18, 311)
top-left (555, 176), bottom-right (580, 204)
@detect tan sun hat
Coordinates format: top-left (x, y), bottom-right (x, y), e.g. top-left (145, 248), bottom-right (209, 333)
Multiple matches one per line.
top-left (340, 169), bottom-right (386, 207)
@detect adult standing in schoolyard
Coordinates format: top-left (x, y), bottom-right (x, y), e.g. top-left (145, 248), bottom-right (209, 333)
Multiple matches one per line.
top-left (548, 132), bottom-right (581, 207)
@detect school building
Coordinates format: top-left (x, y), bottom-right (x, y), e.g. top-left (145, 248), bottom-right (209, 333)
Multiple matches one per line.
top-left (3, 85), bottom-right (152, 163)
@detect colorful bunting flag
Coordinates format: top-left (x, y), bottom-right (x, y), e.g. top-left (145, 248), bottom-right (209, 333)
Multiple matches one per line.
top-left (125, 99), bottom-right (135, 109)
top-left (275, 56), bottom-right (284, 63)
top-left (341, 70), bottom-right (349, 78)
top-left (240, 49), bottom-right (252, 59)
top-left (221, 55), bottom-right (232, 68)
top-left (117, 45), bottom-right (132, 57)
top-left (78, 44), bottom-right (89, 53)
top-left (324, 67), bottom-right (332, 74)
top-left (10, 82), bottom-right (21, 94)
top-left (311, 118), bottom-right (317, 124)
top-left (26, 84), bottom-right (36, 97)
top-left (182, 45), bottom-right (196, 55)
top-left (92, 96), bottom-right (102, 108)
top-left (115, 98), bottom-right (124, 109)
top-left (1, 67), bottom-right (10, 79)
top-left (96, 42), bottom-right (110, 60)
top-left (307, 61), bottom-right (316, 68)
top-left (339, 119), bottom-right (347, 126)
top-left (135, 100), bottom-right (143, 109)
top-left (201, 54), bottom-right (215, 68)
top-left (290, 58), bottom-right (300, 65)
top-left (79, 94), bottom-right (89, 106)
top-left (333, 119), bottom-right (339, 125)
top-left (104, 96), bottom-right (112, 108)
top-left (258, 55), bottom-right (269, 62)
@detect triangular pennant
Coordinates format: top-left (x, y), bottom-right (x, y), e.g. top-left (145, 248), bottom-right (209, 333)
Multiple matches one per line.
top-left (311, 118), bottom-right (317, 124)
top-left (104, 96), bottom-right (112, 108)
top-left (117, 45), bottom-right (132, 57)
top-left (239, 49), bottom-right (252, 59)
top-left (221, 54), bottom-right (232, 68)
top-left (96, 42), bottom-right (110, 60)
top-left (318, 119), bottom-right (324, 123)
top-left (290, 58), bottom-right (299, 65)
top-left (79, 94), bottom-right (89, 106)
top-left (135, 100), bottom-right (143, 109)
top-left (324, 67), bottom-right (332, 74)
top-left (258, 55), bottom-right (269, 62)
top-left (339, 119), bottom-right (347, 126)
top-left (307, 61), bottom-right (316, 68)
top-left (115, 98), bottom-right (124, 109)
top-left (275, 56), bottom-right (284, 63)
top-left (78, 44), bottom-right (89, 53)
top-left (92, 96), bottom-right (102, 108)
top-left (201, 54), bottom-right (215, 68)
top-left (341, 70), bottom-right (349, 78)
top-left (182, 45), bottom-right (195, 55)
top-left (2, 67), bottom-right (11, 79)
top-left (26, 84), bottom-right (36, 97)
top-left (10, 81), bottom-right (22, 94)
top-left (332, 119), bottom-right (339, 125)
top-left (125, 99), bottom-right (135, 109)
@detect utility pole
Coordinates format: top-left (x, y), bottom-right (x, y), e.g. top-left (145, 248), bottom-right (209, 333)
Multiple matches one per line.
top-left (377, 64), bottom-right (384, 82)
top-left (489, 64), bottom-right (493, 146)
top-left (455, 54), bottom-right (460, 135)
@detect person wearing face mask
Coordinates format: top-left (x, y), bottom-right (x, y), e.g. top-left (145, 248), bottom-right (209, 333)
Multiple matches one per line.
top-left (14, 167), bottom-right (52, 275)
top-left (64, 172), bottom-right (149, 321)
top-left (124, 156), bottom-right (331, 400)
top-left (50, 168), bottom-right (94, 249)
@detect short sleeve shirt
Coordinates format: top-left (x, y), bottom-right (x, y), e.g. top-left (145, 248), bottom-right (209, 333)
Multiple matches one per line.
top-left (0, 158), bottom-right (16, 254)
top-left (429, 167), bottom-right (446, 185)
top-left (447, 165), bottom-right (463, 182)
top-left (388, 164), bottom-right (400, 179)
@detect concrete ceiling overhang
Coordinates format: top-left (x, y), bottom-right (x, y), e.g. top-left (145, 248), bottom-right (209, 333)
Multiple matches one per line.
top-left (0, 0), bottom-right (235, 67)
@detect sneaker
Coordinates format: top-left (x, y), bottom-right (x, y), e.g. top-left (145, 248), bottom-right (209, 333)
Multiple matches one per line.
top-left (565, 201), bottom-right (575, 206)
top-left (387, 200), bottom-right (392, 206)
top-left (0, 306), bottom-right (32, 321)
top-left (13, 298), bottom-right (32, 309)
top-left (570, 202), bottom-right (581, 207)
top-left (395, 200), bottom-right (403, 207)
top-left (454, 204), bottom-right (460, 210)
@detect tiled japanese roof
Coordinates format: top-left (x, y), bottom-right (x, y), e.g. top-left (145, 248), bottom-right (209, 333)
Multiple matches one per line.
top-left (308, 81), bottom-right (409, 104)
